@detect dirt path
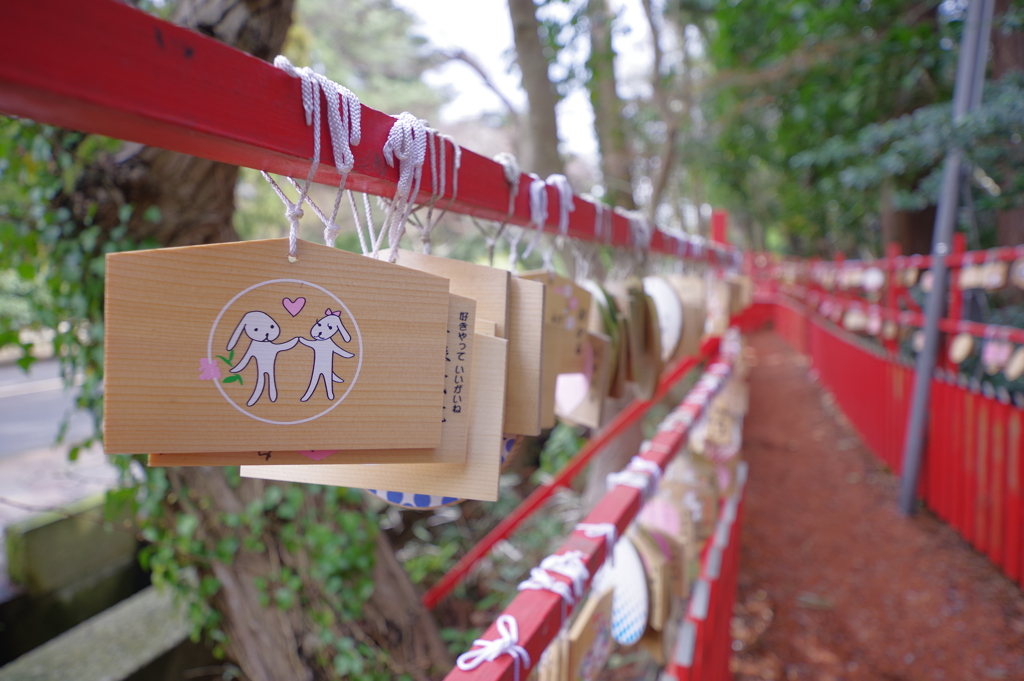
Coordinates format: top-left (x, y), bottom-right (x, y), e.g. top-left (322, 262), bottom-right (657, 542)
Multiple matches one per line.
top-left (732, 331), bottom-right (1024, 681)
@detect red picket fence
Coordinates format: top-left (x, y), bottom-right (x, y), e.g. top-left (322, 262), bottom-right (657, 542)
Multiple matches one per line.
top-left (665, 464), bottom-right (746, 681)
top-left (765, 295), bottom-right (1024, 587)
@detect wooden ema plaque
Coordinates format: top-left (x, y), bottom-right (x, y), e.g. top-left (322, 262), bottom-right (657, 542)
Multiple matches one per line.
top-left (506, 277), bottom-right (546, 436)
top-left (520, 271), bottom-right (592, 368)
top-left (388, 250), bottom-right (543, 437)
top-left (666, 275), bottom-right (706, 360)
top-left (104, 239), bottom-right (449, 454)
top-left (607, 280), bottom-right (662, 400)
top-left (521, 271), bottom-right (592, 429)
top-left (556, 332), bottom-right (613, 430)
top-left (241, 333), bottom-right (508, 502)
top-left (628, 525), bottom-right (671, 631)
top-left (149, 293), bottom-right (477, 466)
top-left (568, 587), bottom-right (613, 681)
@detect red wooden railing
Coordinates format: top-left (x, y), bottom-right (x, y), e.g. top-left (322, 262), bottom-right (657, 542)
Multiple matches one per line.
top-left (0, 0), bottom-right (740, 264)
top-left (443, 328), bottom-right (748, 681)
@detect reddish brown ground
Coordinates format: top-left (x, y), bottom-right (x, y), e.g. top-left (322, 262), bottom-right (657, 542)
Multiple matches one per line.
top-left (732, 331), bottom-right (1024, 681)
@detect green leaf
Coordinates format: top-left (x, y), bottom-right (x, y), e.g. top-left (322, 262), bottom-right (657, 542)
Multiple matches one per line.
top-left (16, 262), bottom-right (35, 280)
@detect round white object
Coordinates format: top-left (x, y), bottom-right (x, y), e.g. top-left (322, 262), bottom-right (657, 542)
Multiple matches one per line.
top-left (643, 277), bottom-right (683, 362)
top-left (591, 535), bottom-right (649, 646)
top-left (866, 314), bottom-right (882, 336)
top-left (1011, 259), bottom-right (1024, 290)
top-left (862, 267), bottom-right (885, 292)
top-left (1005, 347), bottom-right (1024, 382)
top-left (912, 330), bottom-right (926, 353)
top-left (948, 333), bottom-right (974, 364)
top-left (920, 270), bottom-right (934, 293)
top-left (843, 309), bottom-right (867, 332)
top-left (367, 490), bottom-right (461, 510)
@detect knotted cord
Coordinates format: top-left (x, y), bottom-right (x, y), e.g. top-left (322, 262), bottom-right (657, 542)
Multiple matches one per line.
top-left (455, 615), bottom-right (531, 681)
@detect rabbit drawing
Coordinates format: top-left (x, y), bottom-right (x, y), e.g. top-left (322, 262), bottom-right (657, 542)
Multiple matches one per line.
top-left (227, 311), bottom-right (299, 407)
top-left (299, 309), bottom-right (355, 402)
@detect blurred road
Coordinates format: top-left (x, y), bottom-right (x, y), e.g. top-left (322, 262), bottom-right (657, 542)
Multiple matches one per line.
top-left (0, 360), bottom-right (94, 459)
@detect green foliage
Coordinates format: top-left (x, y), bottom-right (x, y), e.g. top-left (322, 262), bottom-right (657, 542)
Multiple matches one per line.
top-left (791, 73), bottom-right (1024, 215)
top-left (707, 0), bottom-right (961, 253)
top-left (535, 420), bottom-right (586, 480)
top-left (127, 466), bottom-right (386, 676)
top-left (0, 118), bottom-right (142, 446)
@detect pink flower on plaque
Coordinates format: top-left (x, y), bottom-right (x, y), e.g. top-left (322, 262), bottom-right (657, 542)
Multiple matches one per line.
top-left (198, 357), bottom-right (222, 381)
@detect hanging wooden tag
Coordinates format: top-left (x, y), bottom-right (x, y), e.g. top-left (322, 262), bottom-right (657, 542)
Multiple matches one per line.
top-left (568, 587), bottom-right (613, 681)
top-left (241, 333), bottom-right (508, 501)
top-left (520, 271), bottom-right (592, 370)
top-left (637, 495), bottom-right (689, 599)
top-left (387, 249), bottom-right (542, 435)
top-left (556, 332), bottom-right (612, 430)
top-left (608, 281), bottom-right (662, 399)
top-left (628, 526), bottom-right (670, 631)
top-left (505, 277), bottom-right (546, 436)
top-left (148, 293), bottom-right (477, 466)
top-left (643, 276), bottom-right (683, 362)
top-left (539, 323), bottom-right (563, 429)
top-left (1011, 258), bottom-right (1024, 289)
top-left (104, 239), bottom-right (449, 454)
top-left (706, 279), bottom-right (732, 337)
top-left (667, 275), bottom-right (706, 360)
top-left (387, 249), bottom-right (510, 336)
top-left (520, 271), bottom-right (589, 430)
top-left (582, 280), bottom-right (625, 399)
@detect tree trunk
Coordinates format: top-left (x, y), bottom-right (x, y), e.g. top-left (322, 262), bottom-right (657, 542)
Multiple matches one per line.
top-left (61, 0), bottom-right (451, 678)
top-left (588, 0), bottom-right (635, 209)
top-left (880, 182), bottom-right (935, 255)
top-left (508, 0), bottom-right (564, 177)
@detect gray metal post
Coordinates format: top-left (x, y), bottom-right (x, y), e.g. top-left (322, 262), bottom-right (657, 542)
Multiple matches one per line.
top-left (897, 0), bottom-right (993, 515)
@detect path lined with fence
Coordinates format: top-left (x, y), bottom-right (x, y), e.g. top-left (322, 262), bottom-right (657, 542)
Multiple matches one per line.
top-left (733, 330), bottom-right (1024, 681)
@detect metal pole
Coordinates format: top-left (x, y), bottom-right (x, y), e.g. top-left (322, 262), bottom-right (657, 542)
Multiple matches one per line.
top-left (898, 0), bottom-right (993, 514)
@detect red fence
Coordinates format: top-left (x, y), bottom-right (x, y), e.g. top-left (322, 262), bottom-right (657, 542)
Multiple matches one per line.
top-left (444, 331), bottom-right (748, 681)
top-left (767, 295), bottom-right (1024, 587)
top-left (665, 464), bottom-right (747, 681)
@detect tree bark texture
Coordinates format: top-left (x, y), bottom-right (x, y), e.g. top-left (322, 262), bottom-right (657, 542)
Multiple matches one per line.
top-left (170, 470), bottom-right (451, 681)
top-left (63, 0), bottom-right (451, 678)
top-left (587, 0), bottom-right (635, 209)
top-left (508, 0), bottom-right (564, 178)
top-left (880, 182), bottom-right (936, 256)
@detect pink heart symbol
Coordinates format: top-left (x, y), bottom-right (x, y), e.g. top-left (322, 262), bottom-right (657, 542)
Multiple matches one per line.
top-left (299, 449), bottom-right (338, 461)
top-left (282, 297), bottom-right (306, 317)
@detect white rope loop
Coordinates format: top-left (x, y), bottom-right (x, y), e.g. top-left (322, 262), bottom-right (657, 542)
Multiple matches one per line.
top-left (521, 174), bottom-right (549, 261)
top-left (627, 455), bottom-right (663, 484)
top-left (518, 567), bottom-right (575, 606)
top-left (539, 550), bottom-right (590, 600)
top-left (456, 614), bottom-right (531, 681)
top-left (268, 56), bottom-right (327, 260)
top-left (418, 130), bottom-right (462, 253)
top-left (271, 56), bottom-right (364, 252)
top-left (574, 522), bottom-right (618, 565)
top-left (381, 112), bottom-right (430, 260)
top-left (606, 470), bottom-right (656, 500)
top-left (545, 174), bottom-right (575, 236)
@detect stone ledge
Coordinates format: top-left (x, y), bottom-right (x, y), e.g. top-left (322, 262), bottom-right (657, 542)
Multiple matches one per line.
top-left (0, 585), bottom-right (190, 681)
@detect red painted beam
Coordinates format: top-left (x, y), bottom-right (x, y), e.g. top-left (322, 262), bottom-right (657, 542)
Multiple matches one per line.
top-left (0, 0), bottom-right (738, 261)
